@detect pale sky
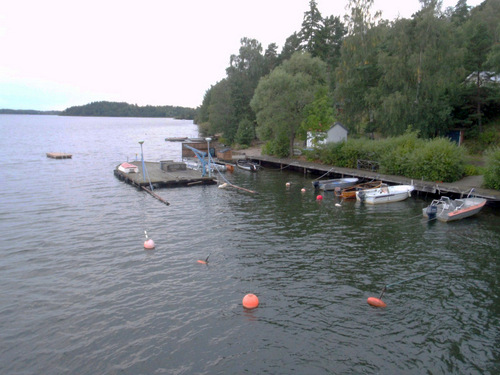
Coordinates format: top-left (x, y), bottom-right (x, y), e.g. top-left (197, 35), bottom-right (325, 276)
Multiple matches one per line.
top-left (0, 0), bottom-right (484, 111)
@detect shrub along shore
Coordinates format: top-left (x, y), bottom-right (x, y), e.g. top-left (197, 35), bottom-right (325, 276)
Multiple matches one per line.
top-left (302, 132), bottom-right (500, 190)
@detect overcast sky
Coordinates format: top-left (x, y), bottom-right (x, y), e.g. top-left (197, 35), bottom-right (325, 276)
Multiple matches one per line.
top-left (0, 0), bottom-right (484, 111)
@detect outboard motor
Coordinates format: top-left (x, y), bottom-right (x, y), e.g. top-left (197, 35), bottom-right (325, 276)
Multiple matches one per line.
top-left (426, 203), bottom-right (438, 220)
top-left (358, 190), bottom-right (366, 202)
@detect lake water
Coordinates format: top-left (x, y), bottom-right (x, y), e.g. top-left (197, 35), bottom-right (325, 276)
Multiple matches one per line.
top-left (0, 115), bottom-right (499, 374)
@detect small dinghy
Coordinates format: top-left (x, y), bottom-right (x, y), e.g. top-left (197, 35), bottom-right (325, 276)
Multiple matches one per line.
top-left (335, 180), bottom-right (382, 199)
top-left (237, 159), bottom-right (260, 172)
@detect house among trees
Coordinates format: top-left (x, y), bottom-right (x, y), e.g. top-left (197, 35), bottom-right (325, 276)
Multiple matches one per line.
top-left (307, 122), bottom-right (348, 148)
top-left (465, 71), bottom-right (500, 87)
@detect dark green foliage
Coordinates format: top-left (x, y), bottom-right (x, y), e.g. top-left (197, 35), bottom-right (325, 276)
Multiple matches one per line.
top-left (251, 52), bottom-right (329, 156)
top-left (61, 101), bottom-right (195, 119)
top-left (483, 147), bottom-right (500, 190)
top-left (199, 0), bottom-right (499, 156)
top-left (261, 134), bottom-right (290, 157)
top-left (235, 118), bottom-right (255, 146)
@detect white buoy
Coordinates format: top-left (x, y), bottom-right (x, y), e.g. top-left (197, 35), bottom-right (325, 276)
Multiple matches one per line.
top-left (144, 230), bottom-right (155, 250)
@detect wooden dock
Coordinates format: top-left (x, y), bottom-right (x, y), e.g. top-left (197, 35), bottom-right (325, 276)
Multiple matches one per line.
top-left (114, 160), bottom-right (216, 189)
top-left (248, 155), bottom-right (500, 204)
top-left (47, 152), bottom-right (72, 159)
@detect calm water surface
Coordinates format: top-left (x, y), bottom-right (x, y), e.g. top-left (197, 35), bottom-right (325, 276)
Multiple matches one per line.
top-left (0, 115), bottom-right (499, 374)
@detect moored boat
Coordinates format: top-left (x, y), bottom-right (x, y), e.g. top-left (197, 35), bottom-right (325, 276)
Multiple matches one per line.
top-left (185, 159), bottom-right (228, 172)
top-left (356, 183), bottom-right (414, 204)
top-left (312, 177), bottom-right (359, 191)
top-left (335, 180), bottom-right (383, 199)
top-left (165, 137), bottom-right (188, 142)
top-left (237, 159), bottom-right (260, 172)
top-left (422, 193), bottom-right (486, 222)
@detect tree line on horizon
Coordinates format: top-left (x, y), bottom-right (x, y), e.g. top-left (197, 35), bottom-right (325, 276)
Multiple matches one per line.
top-left (60, 101), bottom-right (197, 119)
top-left (195, 0), bottom-right (500, 156)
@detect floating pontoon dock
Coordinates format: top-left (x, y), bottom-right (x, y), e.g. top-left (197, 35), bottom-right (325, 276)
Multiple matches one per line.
top-left (114, 160), bottom-right (216, 189)
top-left (47, 152), bottom-right (72, 159)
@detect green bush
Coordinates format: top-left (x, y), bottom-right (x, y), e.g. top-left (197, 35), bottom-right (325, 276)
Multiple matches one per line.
top-left (262, 134), bottom-right (289, 157)
top-left (483, 147), bottom-right (500, 190)
top-left (409, 138), bottom-right (465, 182)
top-left (235, 118), bottom-right (255, 147)
top-left (463, 164), bottom-right (484, 176)
top-left (307, 131), bottom-right (466, 182)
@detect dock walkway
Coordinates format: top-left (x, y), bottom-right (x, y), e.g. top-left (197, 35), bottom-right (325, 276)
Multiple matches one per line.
top-left (247, 154), bottom-right (500, 204)
top-left (114, 161), bottom-right (216, 188)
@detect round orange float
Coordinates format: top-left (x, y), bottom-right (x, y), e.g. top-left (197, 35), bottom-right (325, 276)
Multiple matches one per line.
top-left (367, 297), bottom-right (387, 308)
top-left (316, 195), bottom-right (323, 201)
top-left (242, 293), bottom-right (259, 309)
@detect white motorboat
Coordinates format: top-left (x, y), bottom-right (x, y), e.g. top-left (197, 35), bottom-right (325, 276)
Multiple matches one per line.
top-left (356, 183), bottom-right (414, 204)
top-left (422, 192), bottom-right (486, 222)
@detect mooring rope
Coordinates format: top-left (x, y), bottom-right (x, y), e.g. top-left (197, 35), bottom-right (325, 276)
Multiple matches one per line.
top-left (208, 154), bottom-right (257, 194)
top-left (314, 166), bottom-right (336, 180)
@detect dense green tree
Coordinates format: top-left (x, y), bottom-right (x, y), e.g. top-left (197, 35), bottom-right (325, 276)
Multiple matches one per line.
top-left (299, 86), bottom-right (336, 144)
top-left (264, 43), bottom-right (280, 72)
top-left (225, 38), bottom-right (267, 142)
top-left (280, 32), bottom-right (302, 62)
top-left (208, 79), bottom-right (235, 141)
top-left (251, 52), bottom-right (329, 156)
top-left (335, 0), bottom-right (382, 133)
top-left (299, 0), bottom-right (323, 54)
top-left (464, 21), bottom-right (493, 132)
top-left (318, 15), bottom-right (347, 72)
top-left (235, 117), bottom-right (255, 146)
top-left (195, 86), bottom-right (212, 124)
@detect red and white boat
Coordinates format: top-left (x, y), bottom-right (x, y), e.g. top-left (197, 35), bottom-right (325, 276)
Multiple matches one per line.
top-left (423, 191), bottom-right (486, 222)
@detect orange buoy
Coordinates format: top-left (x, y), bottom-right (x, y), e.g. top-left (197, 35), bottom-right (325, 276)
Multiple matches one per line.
top-left (144, 239), bottom-right (155, 250)
top-left (301, 188), bottom-right (306, 193)
top-left (286, 182), bottom-right (291, 187)
top-left (316, 194), bottom-right (323, 201)
top-left (367, 297), bottom-right (387, 308)
top-left (242, 293), bottom-right (259, 309)
top-left (197, 254), bottom-right (210, 264)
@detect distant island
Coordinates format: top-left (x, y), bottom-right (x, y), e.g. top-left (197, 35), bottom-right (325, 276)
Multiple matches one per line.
top-left (60, 101), bottom-right (197, 119)
top-left (1, 101), bottom-right (197, 120)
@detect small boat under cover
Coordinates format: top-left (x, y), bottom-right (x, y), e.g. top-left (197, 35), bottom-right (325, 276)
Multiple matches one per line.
top-left (422, 195), bottom-right (486, 222)
top-left (312, 177), bottom-right (359, 191)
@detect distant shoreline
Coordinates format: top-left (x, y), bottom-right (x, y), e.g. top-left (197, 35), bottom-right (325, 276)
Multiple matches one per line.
top-left (0, 109), bottom-right (61, 115)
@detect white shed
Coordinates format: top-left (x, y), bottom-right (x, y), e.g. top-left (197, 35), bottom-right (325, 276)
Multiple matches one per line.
top-left (307, 122), bottom-right (348, 148)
